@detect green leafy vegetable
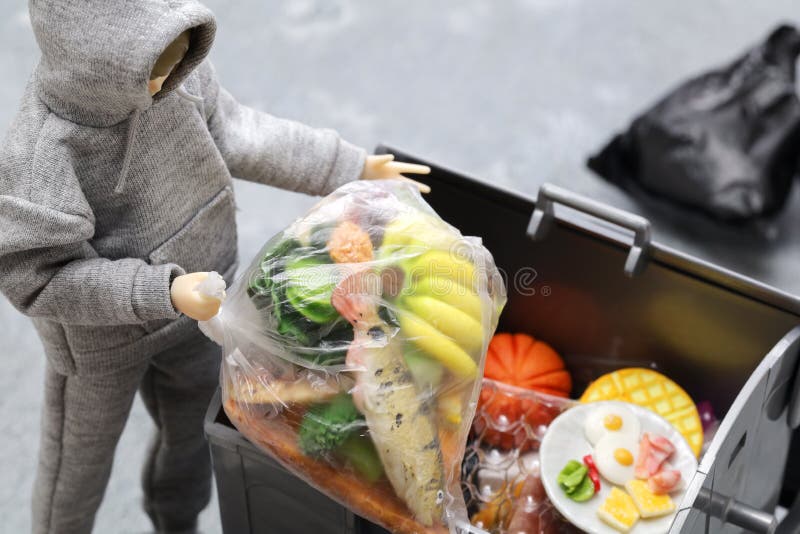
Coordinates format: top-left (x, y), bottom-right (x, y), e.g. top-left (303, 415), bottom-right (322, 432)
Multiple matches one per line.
top-left (298, 395), bottom-right (385, 482)
top-left (247, 236), bottom-right (302, 298)
top-left (298, 394), bottom-right (364, 456)
top-left (291, 319), bottom-right (353, 366)
top-left (249, 236), bottom-right (353, 362)
top-left (558, 459), bottom-right (596, 502)
top-left (566, 475), bottom-right (596, 502)
top-left (283, 256), bottom-right (339, 324)
top-left (558, 460), bottom-right (587, 489)
top-left (273, 285), bottom-right (310, 345)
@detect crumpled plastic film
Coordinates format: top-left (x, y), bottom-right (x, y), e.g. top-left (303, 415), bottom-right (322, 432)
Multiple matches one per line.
top-left (464, 380), bottom-right (579, 533)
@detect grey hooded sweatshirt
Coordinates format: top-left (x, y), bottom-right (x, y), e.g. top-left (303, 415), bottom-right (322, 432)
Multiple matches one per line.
top-left (0, 0), bottom-right (366, 376)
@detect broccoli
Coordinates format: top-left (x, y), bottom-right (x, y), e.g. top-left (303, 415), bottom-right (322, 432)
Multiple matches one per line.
top-left (298, 394), bottom-right (386, 482)
top-left (298, 394), bottom-right (363, 456)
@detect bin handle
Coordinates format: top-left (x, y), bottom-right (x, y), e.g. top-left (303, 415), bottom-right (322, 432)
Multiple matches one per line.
top-left (695, 487), bottom-right (777, 533)
top-left (694, 486), bottom-right (800, 533)
top-left (527, 183), bottom-right (652, 277)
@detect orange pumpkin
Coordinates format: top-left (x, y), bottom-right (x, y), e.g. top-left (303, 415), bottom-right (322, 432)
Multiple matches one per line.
top-left (476, 333), bottom-right (572, 450)
top-left (484, 333), bottom-right (572, 396)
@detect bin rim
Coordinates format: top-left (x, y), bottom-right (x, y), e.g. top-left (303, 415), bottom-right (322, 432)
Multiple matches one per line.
top-left (376, 144), bottom-right (800, 318)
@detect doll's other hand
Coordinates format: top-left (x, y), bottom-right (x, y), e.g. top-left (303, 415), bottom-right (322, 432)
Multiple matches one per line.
top-left (361, 154), bottom-right (431, 193)
top-left (171, 272), bottom-right (222, 321)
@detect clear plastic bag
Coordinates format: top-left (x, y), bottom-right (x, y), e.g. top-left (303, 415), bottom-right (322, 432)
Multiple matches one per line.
top-left (209, 180), bottom-right (506, 533)
top-left (465, 380), bottom-right (579, 533)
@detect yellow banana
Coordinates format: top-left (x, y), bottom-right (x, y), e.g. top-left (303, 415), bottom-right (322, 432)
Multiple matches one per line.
top-left (381, 213), bottom-right (456, 252)
top-left (398, 311), bottom-right (478, 378)
top-left (404, 250), bottom-right (476, 291)
top-left (410, 276), bottom-right (482, 321)
top-left (404, 296), bottom-right (483, 353)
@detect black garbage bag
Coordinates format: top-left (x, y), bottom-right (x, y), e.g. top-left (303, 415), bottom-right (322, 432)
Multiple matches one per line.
top-left (588, 25), bottom-right (800, 222)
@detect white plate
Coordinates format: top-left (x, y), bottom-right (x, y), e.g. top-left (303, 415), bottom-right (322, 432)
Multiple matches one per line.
top-left (540, 401), bottom-right (698, 534)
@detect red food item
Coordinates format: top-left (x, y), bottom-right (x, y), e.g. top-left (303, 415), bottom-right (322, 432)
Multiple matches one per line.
top-left (582, 454), bottom-right (601, 493)
top-left (474, 390), bottom-right (564, 450)
top-left (648, 469), bottom-right (682, 494)
top-left (504, 473), bottom-right (581, 534)
top-left (635, 432), bottom-right (676, 479)
top-left (484, 333), bottom-right (572, 396)
top-left (476, 333), bottom-right (572, 450)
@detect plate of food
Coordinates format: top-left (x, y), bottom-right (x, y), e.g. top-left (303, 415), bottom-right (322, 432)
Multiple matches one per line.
top-left (540, 401), bottom-right (698, 533)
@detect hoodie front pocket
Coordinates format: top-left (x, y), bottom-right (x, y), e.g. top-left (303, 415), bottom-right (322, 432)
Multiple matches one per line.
top-left (62, 323), bottom-right (149, 365)
top-left (149, 186), bottom-right (238, 274)
top-left (144, 187), bottom-right (237, 334)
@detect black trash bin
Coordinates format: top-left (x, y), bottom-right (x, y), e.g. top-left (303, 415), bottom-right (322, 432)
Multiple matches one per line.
top-left (205, 146), bottom-right (800, 534)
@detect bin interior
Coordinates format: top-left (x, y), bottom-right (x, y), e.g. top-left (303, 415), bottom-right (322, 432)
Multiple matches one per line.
top-left (384, 148), bottom-right (800, 529)
top-left (392, 150), bottom-right (800, 420)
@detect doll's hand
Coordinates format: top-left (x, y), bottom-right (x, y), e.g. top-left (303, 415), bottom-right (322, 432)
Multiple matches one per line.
top-left (361, 154), bottom-right (431, 193)
top-left (171, 272), bottom-right (222, 321)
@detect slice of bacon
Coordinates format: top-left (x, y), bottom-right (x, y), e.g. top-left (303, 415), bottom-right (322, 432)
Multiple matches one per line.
top-left (635, 432), bottom-right (676, 479)
top-left (648, 469), bottom-right (682, 494)
top-left (649, 433), bottom-right (677, 456)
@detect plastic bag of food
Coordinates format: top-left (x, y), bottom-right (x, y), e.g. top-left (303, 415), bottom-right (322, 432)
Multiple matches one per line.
top-left (208, 180), bottom-right (506, 533)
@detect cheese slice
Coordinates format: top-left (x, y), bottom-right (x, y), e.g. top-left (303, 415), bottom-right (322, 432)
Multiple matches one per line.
top-left (625, 479), bottom-right (675, 518)
top-left (597, 487), bottom-right (640, 532)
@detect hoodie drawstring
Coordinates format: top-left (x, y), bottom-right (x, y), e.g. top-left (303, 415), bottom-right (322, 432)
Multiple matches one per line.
top-left (176, 85), bottom-right (206, 120)
top-left (114, 108), bottom-right (142, 194)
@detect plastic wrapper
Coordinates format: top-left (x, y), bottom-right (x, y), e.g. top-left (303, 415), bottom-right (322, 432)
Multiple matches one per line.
top-left (588, 24), bottom-right (800, 222)
top-left (464, 379), bottom-right (579, 533)
top-left (208, 180), bottom-right (506, 534)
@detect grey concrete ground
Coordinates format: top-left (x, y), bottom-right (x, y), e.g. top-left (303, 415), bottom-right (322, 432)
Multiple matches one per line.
top-left (2, 1), bottom-right (799, 533)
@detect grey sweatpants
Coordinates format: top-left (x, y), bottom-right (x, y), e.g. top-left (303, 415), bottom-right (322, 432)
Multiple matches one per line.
top-left (32, 332), bottom-right (221, 534)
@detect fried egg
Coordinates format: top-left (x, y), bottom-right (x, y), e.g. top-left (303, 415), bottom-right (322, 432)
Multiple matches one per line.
top-left (584, 404), bottom-right (641, 445)
top-left (594, 433), bottom-right (639, 486)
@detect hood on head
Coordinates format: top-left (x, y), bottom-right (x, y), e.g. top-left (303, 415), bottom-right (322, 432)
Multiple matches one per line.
top-left (30, 0), bottom-right (216, 127)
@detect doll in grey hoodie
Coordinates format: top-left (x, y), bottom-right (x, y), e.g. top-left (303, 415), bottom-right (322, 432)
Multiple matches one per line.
top-left (0, 1), bottom-right (429, 533)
